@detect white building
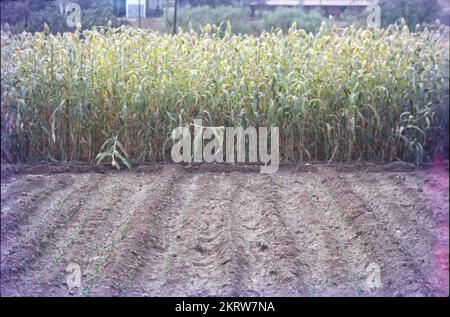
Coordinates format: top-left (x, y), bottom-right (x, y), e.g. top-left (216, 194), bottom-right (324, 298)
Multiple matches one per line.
top-left (113, 0), bottom-right (163, 18)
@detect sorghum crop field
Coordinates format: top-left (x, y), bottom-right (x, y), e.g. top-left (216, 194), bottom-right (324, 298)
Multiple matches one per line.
top-left (1, 23), bottom-right (449, 164)
top-left (1, 22), bottom-right (449, 297)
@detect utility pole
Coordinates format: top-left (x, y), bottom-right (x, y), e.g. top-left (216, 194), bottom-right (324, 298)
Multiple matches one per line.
top-left (139, 0), bottom-right (142, 28)
top-left (172, 0), bottom-right (178, 35)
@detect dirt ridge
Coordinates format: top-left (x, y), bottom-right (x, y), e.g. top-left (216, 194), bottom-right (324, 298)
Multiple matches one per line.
top-left (1, 164), bottom-right (448, 297)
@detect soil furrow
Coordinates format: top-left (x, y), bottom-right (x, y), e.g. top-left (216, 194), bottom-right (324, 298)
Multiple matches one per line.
top-left (343, 172), bottom-right (440, 292)
top-left (226, 175), bottom-right (266, 296)
top-left (0, 174), bottom-right (104, 295)
top-left (87, 166), bottom-right (181, 295)
top-left (378, 172), bottom-right (447, 296)
top-left (166, 173), bottom-right (242, 296)
top-left (317, 166), bottom-right (435, 296)
top-left (124, 171), bottom-right (197, 296)
top-left (423, 170), bottom-right (449, 296)
top-left (28, 173), bottom-right (161, 295)
top-left (304, 172), bottom-right (377, 295)
top-left (220, 173), bottom-right (256, 296)
top-left (1, 175), bottom-right (47, 211)
top-left (155, 173), bottom-right (239, 296)
top-left (0, 174), bottom-right (72, 245)
top-left (1, 163), bottom-right (448, 297)
top-left (250, 174), bottom-right (310, 296)
top-left (141, 173), bottom-right (203, 296)
top-left (273, 172), bottom-right (361, 296)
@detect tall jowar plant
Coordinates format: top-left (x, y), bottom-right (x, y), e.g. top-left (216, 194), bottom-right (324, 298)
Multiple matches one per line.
top-left (1, 22), bottom-right (449, 165)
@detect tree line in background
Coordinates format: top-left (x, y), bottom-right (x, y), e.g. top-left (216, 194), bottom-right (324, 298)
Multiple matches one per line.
top-left (0, 0), bottom-right (123, 33)
top-left (0, 0), bottom-right (448, 34)
top-left (158, 5), bottom-right (325, 34)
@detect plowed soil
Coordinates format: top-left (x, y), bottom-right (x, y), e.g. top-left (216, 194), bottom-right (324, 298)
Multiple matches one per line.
top-left (1, 162), bottom-right (448, 297)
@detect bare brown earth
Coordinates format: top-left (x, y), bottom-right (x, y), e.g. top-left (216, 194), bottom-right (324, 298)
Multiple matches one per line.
top-left (0, 162), bottom-right (448, 297)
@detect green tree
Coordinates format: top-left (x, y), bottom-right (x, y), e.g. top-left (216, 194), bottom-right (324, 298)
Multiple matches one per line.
top-left (380, 0), bottom-right (440, 29)
top-left (261, 8), bottom-right (324, 34)
top-left (2, 0), bottom-right (123, 34)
